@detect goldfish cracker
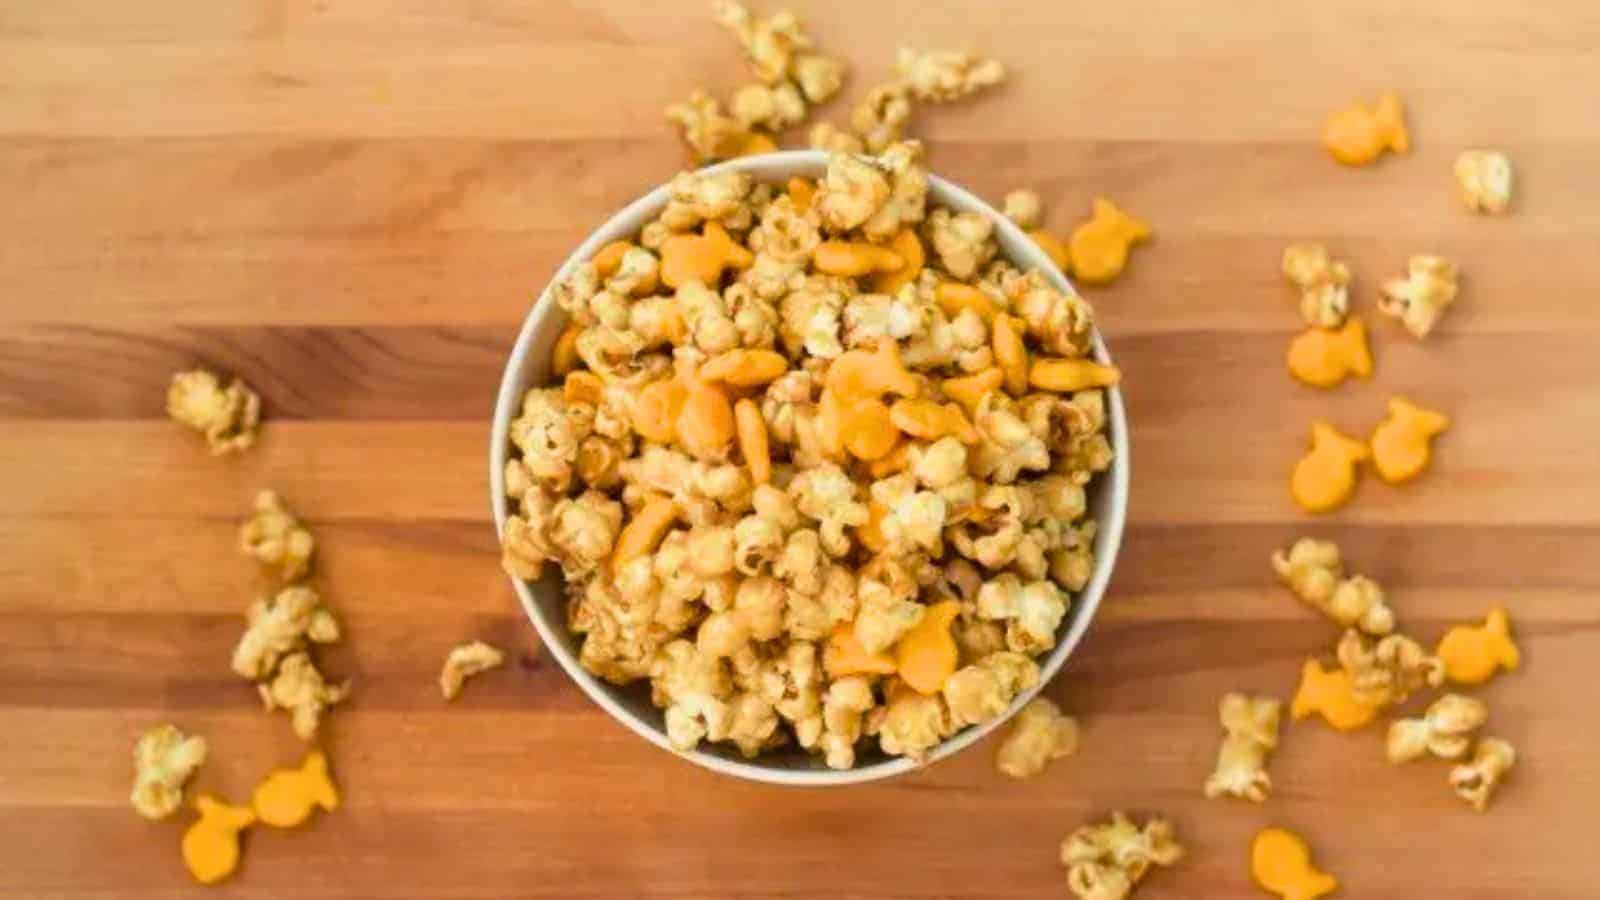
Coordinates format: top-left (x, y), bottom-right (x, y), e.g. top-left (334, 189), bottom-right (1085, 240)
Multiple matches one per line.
top-left (733, 398), bottom-right (771, 485)
top-left (873, 228), bottom-right (926, 294)
top-left (551, 324), bottom-right (583, 377)
top-left (890, 399), bottom-right (978, 444)
top-left (787, 175), bottom-right (816, 212)
top-left (1286, 317), bottom-right (1373, 389)
top-left (943, 367), bottom-right (1004, 416)
top-left (1291, 659), bottom-right (1377, 730)
top-left (816, 388), bottom-right (849, 458)
top-left (1370, 396), bottom-right (1450, 483)
top-left (633, 378), bottom-right (689, 444)
top-left (611, 497), bottom-right (679, 568)
top-left (857, 501), bottom-right (890, 552)
top-left (1437, 607), bottom-right (1520, 685)
top-left (737, 131), bottom-right (778, 156)
top-left (894, 601), bottom-right (961, 695)
top-left (1028, 230), bottom-right (1072, 273)
top-left (181, 795), bottom-right (256, 885)
top-left (1068, 198), bottom-right (1151, 284)
top-left (677, 381), bottom-right (736, 460)
top-left (659, 221), bottom-right (754, 289)
top-left (252, 750), bottom-right (339, 828)
top-left (562, 370), bottom-right (605, 406)
top-left (591, 240), bottom-right (632, 278)
top-left (935, 281), bottom-right (999, 322)
top-left (1321, 91), bottom-right (1409, 166)
top-left (1290, 421), bottom-right (1370, 513)
top-left (991, 315), bottom-right (1030, 396)
top-left (813, 240), bottom-right (906, 277)
top-left (825, 340), bottom-right (919, 400)
top-left (843, 397), bottom-right (901, 461)
top-left (1029, 357), bottom-right (1121, 393)
top-left (868, 441), bottom-right (913, 479)
top-left (1250, 827), bottom-right (1338, 900)
top-left (699, 348), bottom-right (790, 386)
top-left (824, 623), bottom-right (898, 678)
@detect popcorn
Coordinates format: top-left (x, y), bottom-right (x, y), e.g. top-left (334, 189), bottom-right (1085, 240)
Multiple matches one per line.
top-left (1335, 628), bottom-right (1443, 706)
top-left (1378, 254), bottom-right (1460, 339)
top-left (712, 0), bottom-right (813, 85)
top-left (941, 650), bottom-right (1039, 727)
top-left (258, 650), bottom-right (350, 741)
top-left (1450, 737), bottom-right (1516, 811)
top-left (167, 369), bottom-right (261, 455)
top-left (1203, 693), bottom-right (1281, 802)
top-left (439, 641), bottom-right (507, 700)
top-left (926, 207), bottom-right (997, 280)
top-left (895, 48), bottom-right (1005, 102)
top-left (1388, 694), bottom-right (1488, 763)
top-left (231, 585), bottom-right (340, 681)
top-left (808, 121), bottom-right (865, 154)
top-left (872, 680), bottom-right (954, 759)
top-left (664, 89), bottom-right (753, 163)
top-left (1454, 150), bottom-right (1513, 214)
top-left (994, 697), bottom-right (1078, 779)
top-left (814, 151), bottom-right (891, 233)
top-left (849, 82), bottom-right (914, 153)
top-left (789, 463), bottom-right (868, 556)
top-left (792, 53), bottom-right (846, 104)
top-left (730, 81), bottom-right (807, 131)
top-left (1281, 242), bottom-right (1351, 328)
top-left (819, 675), bottom-right (876, 769)
top-left (131, 724), bottom-right (207, 821)
top-left (1271, 538), bottom-right (1395, 635)
top-left (238, 490), bottom-right (314, 583)
top-left (1061, 812), bottom-right (1184, 900)
top-left (1003, 188), bottom-right (1043, 229)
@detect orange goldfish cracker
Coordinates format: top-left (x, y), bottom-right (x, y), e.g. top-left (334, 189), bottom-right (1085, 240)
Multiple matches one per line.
top-left (843, 397), bottom-right (901, 461)
top-left (1029, 230), bottom-right (1072, 272)
top-left (1068, 198), bottom-right (1151, 284)
top-left (1290, 421), bottom-right (1370, 513)
top-left (1322, 91), bottom-right (1409, 166)
top-left (633, 378), bottom-right (689, 444)
top-left (868, 441), bottom-right (912, 479)
top-left (857, 500), bottom-right (889, 552)
top-left (873, 228), bottom-right (925, 294)
top-left (252, 750), bottom-right (339, 828)
top-left (895, 601), bottom-right (961, 695)
top-left (935, 281), bottom-right (999, 322)
top-left (1370, 396), bottom-right (1450, 483)
top-left (611, 497), bottom-right (679, 568)
top-left (699, 348), bottom-right (790, 386)
top-left (677, 382), bottom-right (736, 460)
top-left (1029, 357), bottom-right (1121, 393)
top-left (825, 623), bottom-right (898, 677)
top-left (786, 176), bottom-right (816, 212)
top-left (1450, 737), bottom-right (1516, 811)
top-left (813, 241), bottom-right (905, 278)
top-left (660, 221), bottom-right (754, 289)
top-left (733, 398), bottom-right (771, 485)
top-left (551, 324), bottom-right (583, 377)
top-left (738, 132), bottom-right (778, 156)
top-left (182, 795), bottom-right (255, 885)
top-left (1455, 150), bottom-right (1514, 214)
top-left (943, 367), bottom-right (1004, 416)
top-left (1251, 827), bottom-right (1338, 900)
top-left (1291, 659), bottom-right (1378, 731)
top-left (562, 370), bottom-right (605, 406)
top-left (591, 240), bottom-right (632, 278)
top-left (1437, 607), bottom-right (1520, 685)
top-left (1286, 317), bottom-right (1372, 389)
top-left (992, 315), bottom-right (1030, 395)
top-left (825, 340), bottom-right (919, 400)
top-left (890, 399), bottom-right (978, 444)
top-left (816, 387), bottom-right (849, 458)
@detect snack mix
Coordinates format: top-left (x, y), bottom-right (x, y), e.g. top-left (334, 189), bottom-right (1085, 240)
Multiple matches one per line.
top-left (1060, 812), bottom-right (1183, 900)
top-left (501, 142), bottom-right (1115, 768)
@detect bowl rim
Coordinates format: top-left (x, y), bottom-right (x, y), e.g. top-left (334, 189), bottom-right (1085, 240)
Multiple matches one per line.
top-left (489, 149), bottom-right (1130, 786)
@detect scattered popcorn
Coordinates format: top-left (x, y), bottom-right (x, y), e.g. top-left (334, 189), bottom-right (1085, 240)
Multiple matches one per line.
top-left (1282, 242), bottom-right (1351, 328)
top-left (849, 81), bottom-right (915, 152)
top-left (1003, 189), bottom-right (1044, 229)
top-left (1286, 316), bottom-right (1372, 389)
top-left (1251, 827), bottom-right (1338, 900)
top-left (1322, 91), bottom-right (1409, 166)
top-left (1370, 396), bottom-right (1450, 483)
top-left (1203, 693), bottom-right (1281, 802)
top-left (1335, 628), bottom-right (1443, 706)
top-left (994, 697), bottom-right (1078, 779)
top-left (941, 649), bottom-right (1038, 727)
top-left (439, 640), bottom-right (508, 700)
top-left (712, 0), bottom-right (813, 85)
top-left (1289, 421), bottom-right (1370, 514)
top-left (182, 795), bottom-right (255, 885)
top-left (1454, 150), bottom-right (1513, 214)
top-left (251, 750), bottom-right (339, 828)
top-left (238, 489), bottom-right (314, 582)
top-left (231, 585), bottom-right (341, 681)
top-left (1450, 737), bottom-right (1516, 811)
top-left (130, 724), bottom-right (208, 821)
top-left (730, 81), bottom-right (807, 132)
top-left (166, 369), bottom-right (261, 455)
top-left (1378, 255), bottom-right (1459, 339)
top-left (1271, 538), bottom-right (1396, 635)
top-left (808, 121), bottom-right (865, 154)
top-left (895, 48), bottom-right (1006, 102)
top-left (1437, 607), bottom-right (1520, 685)
top-left (665, 90), bottom-right (758, 163)
top-left (1388, 694), bottom-right (1488, 763)
top-left (258, 650), bottom-right (350, 741)
top-left (1060, 812), bottom-right (1184, 900)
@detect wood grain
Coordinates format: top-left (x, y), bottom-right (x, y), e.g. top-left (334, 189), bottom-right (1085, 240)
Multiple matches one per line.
top-left (4, 1), bottom-right (1600, 897)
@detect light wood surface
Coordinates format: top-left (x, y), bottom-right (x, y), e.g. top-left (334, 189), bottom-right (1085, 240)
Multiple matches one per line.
top-left (3, 1), bottom-right (1598, 897)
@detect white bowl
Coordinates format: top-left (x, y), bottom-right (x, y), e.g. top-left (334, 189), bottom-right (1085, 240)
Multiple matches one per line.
top-left (490, 150), bottom-right (1130, 786)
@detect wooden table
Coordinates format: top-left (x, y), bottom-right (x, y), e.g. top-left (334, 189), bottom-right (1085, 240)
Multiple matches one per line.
top-left (3, 1), bottom-right (1597, 896)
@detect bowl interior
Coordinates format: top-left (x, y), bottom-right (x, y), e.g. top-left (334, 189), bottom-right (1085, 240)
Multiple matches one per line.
top-left (490, 150), bottom-right (1130, 786)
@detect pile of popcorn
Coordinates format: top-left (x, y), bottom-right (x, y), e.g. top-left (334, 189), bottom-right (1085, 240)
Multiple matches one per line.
top-left (500, 142), bottom-right (1118, 768)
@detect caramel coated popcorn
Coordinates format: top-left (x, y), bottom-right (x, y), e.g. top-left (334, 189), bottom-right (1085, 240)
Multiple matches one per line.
top-left (1450, 736), bottom-right (1515, 811)
top-left (239, 490), bottom-right (315, 582)
top-left (1335, 628), bottom-right (1443, 707)
top-left (994, 696), bottom-right (1078, 779)
top-left (1454, 150), bottom-right (1513, 214)
top-left (1271, 538), bottom-right (1396, 635)
top-left (895, 48), bottom-right (1006, 103)
top-left (1378, 254), bottom-right (1459, 339)
top-left (439, 641), bottom-right (507, 700)
top-left (1203, 693), bottom-right (1281, 802)
top-left (1388, 694), bottom-right (1487, 763)
top-left (1281, 243), bottom-right (1351, 328)
top-left (1061, 812), bottom-right (1184, 900)
top-left (131, 724), bottom-right (208, 821)
top-left (259, 651), bottom-right (350, 741)
top-left (503, 144), bottom-right (1117, 768)
top-left (167, 369), bottom-right (261, 455)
